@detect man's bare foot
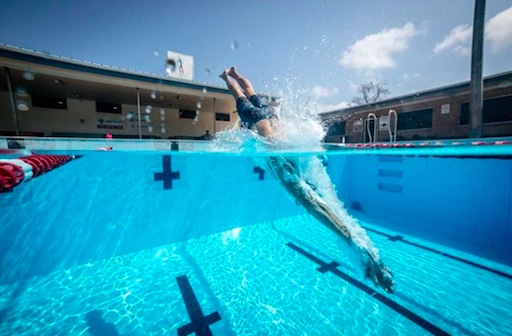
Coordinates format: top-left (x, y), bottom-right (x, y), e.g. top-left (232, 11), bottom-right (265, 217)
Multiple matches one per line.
top-left (228, 66), bottom-right (239, 78)
top-left (219, 69), bottom-right (229, 81)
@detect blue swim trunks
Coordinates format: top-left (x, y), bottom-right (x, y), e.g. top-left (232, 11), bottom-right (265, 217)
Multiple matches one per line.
top-left (236, 95), bottom-right (277, 129)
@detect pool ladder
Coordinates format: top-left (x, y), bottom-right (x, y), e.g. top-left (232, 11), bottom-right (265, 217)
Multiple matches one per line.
top-left (364, 109), bottom-right (397, 143)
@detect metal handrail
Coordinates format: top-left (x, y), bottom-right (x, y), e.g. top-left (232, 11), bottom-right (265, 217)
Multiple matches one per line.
top-left (365, 113), bottom-right (378, 143)
top-left (388, 109), bottom-right (397, 142)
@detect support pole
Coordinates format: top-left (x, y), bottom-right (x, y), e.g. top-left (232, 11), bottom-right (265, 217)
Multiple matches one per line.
top-left (469, 0), bottom-right (486, 138)
top-left (4, 67), bottom-right (21, 135)
top-left (137, 87), bottom-right (142, 139)
top-left (213, 97), bottom-right (216, 135)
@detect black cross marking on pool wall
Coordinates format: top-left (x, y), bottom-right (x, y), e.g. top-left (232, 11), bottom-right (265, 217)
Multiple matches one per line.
top-left (176, 275), bottom-right (221, 336)
top-left (253, 166), bottom-right (265, 180)
top-left (154, 155), bottom-right (180, 190)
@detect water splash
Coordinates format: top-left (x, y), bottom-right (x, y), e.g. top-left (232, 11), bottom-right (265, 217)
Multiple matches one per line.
top-left (230, 41), bottom-right (239, 50)
top-left (22, 71), bottom-right (35, 81)
top-left (16, 101), bottom-right (29, 111)
top-left (145, 105), bottom-right (152, 114)
top-left (15, 87), bottom-right (28, 97)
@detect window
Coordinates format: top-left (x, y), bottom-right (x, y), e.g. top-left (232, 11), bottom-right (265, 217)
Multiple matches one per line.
top-left (397, 109), bottom-right (433, 130)
top-left (96, 102), bottom-right (122, 113)
top-left (459, 95), bottom-right (512, 125)
top-left (179, 110), bottom-right (197, 119)
top-left (31, 96), bottom-right (67, 110)
top-left (326, 121), bottom-right (345, 136)
top-left (215, 113), bottom-right (230, 121)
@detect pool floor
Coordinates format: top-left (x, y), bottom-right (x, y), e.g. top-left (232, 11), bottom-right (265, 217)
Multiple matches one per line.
top-left (0, 215), bottom-right (511, 335)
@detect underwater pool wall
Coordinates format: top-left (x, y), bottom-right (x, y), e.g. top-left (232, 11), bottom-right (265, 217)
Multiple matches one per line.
top-left (329, 154), bottom-right (512, 266)
top-left (0, 153), bottom-right (307, 285)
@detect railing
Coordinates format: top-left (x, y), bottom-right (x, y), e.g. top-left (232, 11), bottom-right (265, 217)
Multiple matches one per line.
top-left (388, 109), bottom-right (397, 142)
top-left (365, 113), bottom-right (378, 143)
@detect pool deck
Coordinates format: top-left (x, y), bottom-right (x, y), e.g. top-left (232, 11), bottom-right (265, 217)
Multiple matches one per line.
top-left (1, 136), bottom-right (512, 155)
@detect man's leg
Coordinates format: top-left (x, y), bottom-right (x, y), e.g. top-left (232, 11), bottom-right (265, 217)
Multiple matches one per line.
top-left (228, 66), bottom-right (257, 97)
top-left (219, 69), bottom-right (246, 100)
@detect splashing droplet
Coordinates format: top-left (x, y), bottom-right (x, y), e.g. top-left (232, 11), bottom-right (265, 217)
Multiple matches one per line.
top-left (23, 72), bottom-right (35, 81)
top-left (16, 101), bottom-right (29, 111)
top-left (148, 126), bottom-right (153, 132)
top-left (202, 88), bottom-right (207, 94)
top-left (160, 115), bottom-right (165, 121)
top-left (150, 91), bottom-right (157, 99)
top-left (230, 41), bottom-right (238, 50)
top-left (161, 126), bottom-right (166, 134)
top-left (145, 105), bottom-right (152, 113)
top-left (160, 108), bottom-right (165, 115)
top-left (205, 68), bottom-right (212, 76)
top-left (16, 87), bottom-right (28, 97)
top-left (126, 111), bottom-right (134, 120)
top-left (196, 101), bottom-right (202, 109)
top-left (153, 49), bottom-right (160, 57)
top-left (144, 115), bottom-right (151, 122)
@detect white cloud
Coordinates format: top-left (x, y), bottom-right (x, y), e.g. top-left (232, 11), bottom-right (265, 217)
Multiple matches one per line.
top-left (434, 24), bottom-right (472, 56)
top-left (312, 85), bottom-right (339, 98)
top-left (434, 6), bottom-right (512, 56)
top-left (338, 22), bottom-right (418, 71)
top-left (486, 6), bottom-right (512, 52)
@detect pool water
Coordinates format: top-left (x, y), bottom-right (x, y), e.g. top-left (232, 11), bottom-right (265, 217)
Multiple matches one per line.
top-left (0, 148), bottom-right (511, 335)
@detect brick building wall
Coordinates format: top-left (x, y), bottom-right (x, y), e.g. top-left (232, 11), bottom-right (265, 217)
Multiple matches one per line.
top-left (322, 73), bottom-right (512, 143)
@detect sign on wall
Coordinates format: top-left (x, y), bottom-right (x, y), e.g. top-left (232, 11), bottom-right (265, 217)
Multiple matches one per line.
top-left (379, 115), bottom-right (389, 131)
top-left (97, 118), bottom-right (123, 129)
top-left (166, 51), bottom-right (194, 80)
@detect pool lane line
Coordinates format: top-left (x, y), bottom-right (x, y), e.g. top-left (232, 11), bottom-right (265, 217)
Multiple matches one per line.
top-left (286, 242), bottom-right (450, 336)
top-left (362, 227), bottom-right (512, 280)
top-left (176, 275), bottom-right (222, 336)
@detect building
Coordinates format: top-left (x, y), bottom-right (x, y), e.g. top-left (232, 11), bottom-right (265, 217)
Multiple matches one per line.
top-left (321, 71), bottom-right (512, 143)
top-left (0, 44), bottom-right (238, 139)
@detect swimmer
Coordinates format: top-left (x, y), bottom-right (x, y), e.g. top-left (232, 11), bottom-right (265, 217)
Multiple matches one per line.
top-left (220, 66), bottom-right (394, 293)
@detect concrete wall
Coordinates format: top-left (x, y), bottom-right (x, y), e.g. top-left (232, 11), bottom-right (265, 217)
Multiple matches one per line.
top-left (331, 154), bottom-right (512, 266)
top-left (0, 91), bottom-right (236, 138)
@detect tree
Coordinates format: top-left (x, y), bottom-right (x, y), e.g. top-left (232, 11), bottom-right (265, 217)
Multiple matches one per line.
top-left (351, 81), bottom-right (390, 105)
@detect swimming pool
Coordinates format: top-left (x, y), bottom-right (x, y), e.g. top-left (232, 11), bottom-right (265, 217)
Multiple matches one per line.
top-left (0, 142), bottom-right (511, 335)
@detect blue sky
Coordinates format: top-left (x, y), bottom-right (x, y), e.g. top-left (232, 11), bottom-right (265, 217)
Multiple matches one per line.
top-left (1, 0), bottom-right (511, 112)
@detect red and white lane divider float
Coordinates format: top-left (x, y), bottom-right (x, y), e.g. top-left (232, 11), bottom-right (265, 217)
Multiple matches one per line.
top-left (0, 154), bottom-right (75, 193)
